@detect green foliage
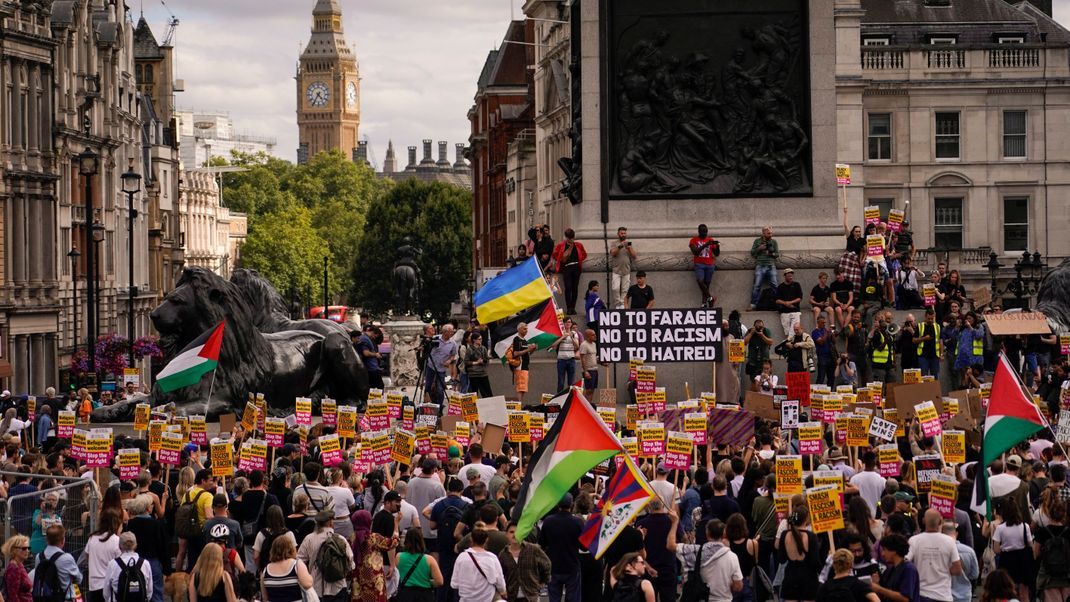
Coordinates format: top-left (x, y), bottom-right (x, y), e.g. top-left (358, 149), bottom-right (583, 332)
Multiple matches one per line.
top-left (351, 179), bottom-right (472, 321)
top-left (240, 203), bottom-right (335, 302)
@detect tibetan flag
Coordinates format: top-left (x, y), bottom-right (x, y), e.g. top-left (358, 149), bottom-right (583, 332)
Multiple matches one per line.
top-left (971, 353), bottom-right (1047, 518)
top-left (474, 258), bottom-right (553, 325)
top-left (514, 388), bottom-right (623, 541)
top-left (156, 322), bottom-right (225, 393)
top-left (489, 299), bottom-right (564, 362)
top-left (580, 454), bottom-right (655, 559)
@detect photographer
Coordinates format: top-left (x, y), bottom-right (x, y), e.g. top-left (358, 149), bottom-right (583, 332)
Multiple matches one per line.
top-left (896, 314), bottom-right (919, 371)
top-left (609, 226), bottom-right (637, 309)
top-left (779, 322), bottom-right (814, 373)
top-left (689, 223), bottom-right (720, 308)
top-left (422, 324), bottom-right (457, 406)
top-left (835, 352), bottom-right (858, 388)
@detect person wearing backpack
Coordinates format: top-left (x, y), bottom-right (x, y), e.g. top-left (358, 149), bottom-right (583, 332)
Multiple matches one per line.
top-left (429, 478), bottom-right (469, 602)
top-left (253, 507), bottom-right (294, 573)
top-left (103, 533), bottom-right (153, 602)
top-left (667, 512), bottom-right (744, 602)
top-left (1034, 499), bottom-right (1070, 602)
top-left (295, 510), bottom-right (353, 602)
top-left (175, 470), bottom-right (217, 572)
top-left (29, 524), bottom-right (82, 602)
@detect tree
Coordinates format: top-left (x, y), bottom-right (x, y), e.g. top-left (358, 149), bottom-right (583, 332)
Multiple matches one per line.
top-left (351, 179), bottom-right (472, 322)
top-left (240, 204), bottom-right (337, 304)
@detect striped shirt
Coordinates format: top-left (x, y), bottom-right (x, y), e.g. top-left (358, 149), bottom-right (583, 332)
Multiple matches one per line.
top-left (262, 560), bottom-right (302, 602)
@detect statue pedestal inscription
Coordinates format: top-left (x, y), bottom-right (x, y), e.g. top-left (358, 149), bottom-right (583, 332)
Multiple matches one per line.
top-left (385, 317), bottom-right (427, 388)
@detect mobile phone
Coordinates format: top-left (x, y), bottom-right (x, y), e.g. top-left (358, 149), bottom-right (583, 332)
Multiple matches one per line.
top-left (626, 242), bottom-right (632, 246)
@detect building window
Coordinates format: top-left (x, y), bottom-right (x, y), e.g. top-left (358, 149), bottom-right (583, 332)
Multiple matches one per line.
top-left (934, 197), bottom-right (963, 250)
top-left (929, 37), bottom-right (957, 45)
top-left (867, 198), bottom-right (894, 221)
top-left (1003, 197), bottom-right (1028, 252)
top-left (1003, 111), bottom-right (1026, 158)
top-left (863, 38), bottom-right (890, 46)
top-left (868, 113), bottom-right (892, 160)
top-left (997, 36), bottom-right (1024, 44)
top-left (935, 112), bottom-right (960, 159)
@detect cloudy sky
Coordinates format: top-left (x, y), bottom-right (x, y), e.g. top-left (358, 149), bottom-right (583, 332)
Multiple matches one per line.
top-left (141, 0), bottom-right (1070, 167)
top-left (138, 0), bottom-right (527, 166)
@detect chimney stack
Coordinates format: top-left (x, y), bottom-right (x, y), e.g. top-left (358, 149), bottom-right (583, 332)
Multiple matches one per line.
top-left (454, 143), bottom-right (469, 171)
top-left (420, 139), bottom-right (434, 166)
top-left (406, 146), bottom-right (417, 170)
top-left (437, 141), bottom-right (450, 169)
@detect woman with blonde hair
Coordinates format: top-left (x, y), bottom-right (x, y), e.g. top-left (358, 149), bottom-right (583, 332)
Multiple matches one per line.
top-left (260, 536), bottom-right (312, 602)
top-left (176, 466), bottom-right (196, 502)
top-left (191, 543), bottom-right (237, 602)
top-left (2, 535), bottom-right (32, 602)
top-left (817, 549), bottom-right (878, 602)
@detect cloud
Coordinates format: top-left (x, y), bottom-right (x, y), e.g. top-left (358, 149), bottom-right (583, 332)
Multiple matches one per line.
top-left (140, 0), bottom-right (524, 165)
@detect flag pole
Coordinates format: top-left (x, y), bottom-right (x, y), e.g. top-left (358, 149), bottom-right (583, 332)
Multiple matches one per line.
top-left (203, 366), bottom-right (219, 420)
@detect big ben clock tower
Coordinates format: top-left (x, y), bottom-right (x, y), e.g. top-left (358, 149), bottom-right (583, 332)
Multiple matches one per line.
top-left (296, 0), bottom-right (360, 162)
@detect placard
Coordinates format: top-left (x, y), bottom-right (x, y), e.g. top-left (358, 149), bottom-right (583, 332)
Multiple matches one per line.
top-left (265, 417), bottom-right (286, 448)
top-left (255, 396), bottom-right (267, 433)
top-left (744, 391), bottom-right (778, 421)
top-left (85, 431), bottom-right (112, 468)
top-left (366, 401), bottom-right (390, 431)
top-left (797, 422), bottom-right (823, 455)
top-left (626, 404), bottom-right (638, 430)
top-left (929, 475), bottom-right (958, 519)
top-left (781, 400), bottom-right (800, 429)
top-left (786, 372), bottom-right (810, 408)
top-left (185, 415), bottom-right (206, 446)
top-left (807, 485), bottom-right (844, 533)
top-left (508, 412), bottom-right (531, 443)
top-left (864, 205), bottom-right (880, 224)
top-left (26, 395), bottom-right (36, 422)
top-left (337, 405), bottom-right (358, 439)
top-left (775, 455), bottom-right (803, 495)
top-left (664, 432), bottom-right (694, 470)
top-left (159, 431), bottom-right (184, 466)
top-left (847, 415), bottom-right (870, 447)
top-left (914, 454), bottom-right (944, 493)
top-left (1057, 410), bottom-right (1070, 444)
top-left (597, 308), bottom-right (723, 363)
top-left (866, 234), bottom-right (884, 258)
top-left (636, 365), bottom-right (656, 393)
top-left (923, 284), bottom-right (937, 308)
top-left (402, 405), bottom-right (415, 430)
top-left (598, 407), bottom-right (617, 430)
top-left (728, 340), bottom-right (745, 363)
top-left (134, 404), bottom-right (150, 431)
top-left (984, 311), bottom-right (1051, 336)
top-left (241, 401), bottom-right (257, 432)
top-left (1061, 334), bottom-right (1070, 356)
top-left (295, 397), bottom-right (312, 426)
top-left (903, 369), bottom-right (922, 384)
top-left (887, 208), bottom-right (904, 232)
top-left (638, 422), bottom-right (666, 456)
top-left (320, 433), bottom-right (343, 467)
top-left (211, 441), bottom-right (234, 477)
top-left (71, 429), bottom-right (86, 460)
top-left (147, 420), bottom-right (164, 451)
top-left (57, 410), bottom-right (75, 439)
top-left (684, 412), bottom-right (708, 446)
top-left (915, 401), bottom-right (942, 437)
top-left (391, 430), bottom-right (415, 465)
top-left (118, 448), bottom-right (141, 480)
top-left (476, 395), bottom-right (508, 427)
top-left (836, 163), bottom-right (852, 186)
top-left (877, 444), bottom-right (901, 477)
top-left (529, 413), bottom-right (545, 442)
top-left (893, 382), bottom-right (943, 419)
top-left (321, 399), bottom-right (337, 427)
top-left (942, 430), bottom-right (966, 464)
top-left (813, 470), bottom-right (845, 507)
top-left (868, 416), bottom-right (898, 442)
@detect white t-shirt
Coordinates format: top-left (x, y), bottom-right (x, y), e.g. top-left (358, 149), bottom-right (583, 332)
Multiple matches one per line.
top-left (906, 531), bottom-right (960, 602)
top-left (987, 473), bottom-right (1022, 499)
top-left (650, 479), bottom-right (678, 509)
top-left (398, 500), bottom-right (420, 532)
top-left (993, 522), bottom-right (1032, 551)
top-left (578, 340), bottom-right (598, 371)
top-left (754, 374), bottom-right (779, 392)
top-left (84, 533), bottom-right (121, 590)
top-left (327, 485), bottom-right (356, 519)
top-left (849, 470), bottom-right (887, 517)
top-left (675, 543), bottom-right (743, 602)
top-left (450, 549), bottom-right (505, 602)
top-left (460, 462), bottom-right (496, 487)
top-left (253, 530), bottom-right (296, 555)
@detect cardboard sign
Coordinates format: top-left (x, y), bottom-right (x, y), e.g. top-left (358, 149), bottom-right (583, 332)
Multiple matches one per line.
top-left (118, 448), bottom-right (141, 480)
top-left (878, 444), bottom-right (901, 477)
top-left (210, 441), bottom-right (234, 477)
top-left (57, 410), bottom-right (75, 439)
top-left (321, 399), bottom-right (337, 427)
top-left (930, 475), bottom-right (958, 519)
top-left (786, 372), bottom-right (811, 408)
top-left (1057, 410), bottom-right (1070, 444)
top-left (481, 424), bottom-right (506, 460)
top-left (775, 455), bottom-right (803, 495)
top-left (893, 382), bottom-right (943, 419)
top-left (807, 485), bottom-right (845, 533)
top-left (847, 415), bottom-right (870, 447)
top-left (320, 434), bottom-right (343, 467)
top-left (134, 404), bottom-right (151, 431)
top-left (728, 340), bottom-right (746, 363)
top-left (638, 422), bottom-right (666, 456)
top-left (942, 430), bottom-right (966, 464)
top-left (869, 416), bottom-right (898, 442)
top-left (797, 422), bottom-right (823, 455)
top-left (476, 395), bottom-right (508, 427)
top-left (664, 432), bottom-right (694, 470)
top-left (684, 412), bottom-right (708, 446)
top-left (744, 391), bottom-right (778, 421)
top-left (781, 400), bottom-right (800, 429)
top-left (836, 163), bottom-right (851, 186)
top-left (984, 311), bottom-right (1051, 335)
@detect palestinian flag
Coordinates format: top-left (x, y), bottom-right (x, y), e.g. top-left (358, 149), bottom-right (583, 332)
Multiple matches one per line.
top-left (580, 454), bottom-right (655, 559)
top-left (489, 299), bottom-right (563, 362)
top-left (971, 353), bottom-right (1047, 518)
top-left (156, 322), bottom-right (225, 393)
top-left (514, 389), bottom-right (623, 541)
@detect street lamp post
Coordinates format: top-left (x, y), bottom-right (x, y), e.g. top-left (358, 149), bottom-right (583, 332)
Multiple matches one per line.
top-left (91, 221), bottom-right (105, 364)
top-left (78, 147), bottom-right (99, 375)
top-left (323, 256), bottom-right (329, 312)
top-left (986, 250), bottom-right (1047, 310)
top-left (68, 247), bottom-right (81, 383)
top-left (121, 159), bottom-right (142, 368)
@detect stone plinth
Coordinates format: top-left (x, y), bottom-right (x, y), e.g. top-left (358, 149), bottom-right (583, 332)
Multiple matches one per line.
top-left (384, 317), bottom-right (428, 388)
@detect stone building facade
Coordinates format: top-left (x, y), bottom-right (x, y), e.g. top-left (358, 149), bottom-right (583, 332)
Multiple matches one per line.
top-left (180, 169), bottom-right (242, 278)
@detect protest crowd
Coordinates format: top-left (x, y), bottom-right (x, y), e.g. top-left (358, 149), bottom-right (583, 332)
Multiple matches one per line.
top-left (0, 216), bottom-right (1067, 602)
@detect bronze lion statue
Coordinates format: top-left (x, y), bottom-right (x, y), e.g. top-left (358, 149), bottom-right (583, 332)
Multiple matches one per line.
top-left (94, 267), bottom-right (367, 420)
top-left (1037, 257), bottom-right (1070, 335)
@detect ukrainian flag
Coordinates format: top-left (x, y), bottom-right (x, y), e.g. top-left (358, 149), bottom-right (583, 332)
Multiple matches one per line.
top-left (474, 258), bottom-right (553, 324)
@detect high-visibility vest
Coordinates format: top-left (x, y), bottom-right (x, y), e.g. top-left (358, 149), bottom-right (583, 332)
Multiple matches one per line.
top-left (973, 337), bottom-right (984, 357)
top-left (916, 323), bottom-right (942, 357)
top-left (871, 334), bottom-right (891, 365)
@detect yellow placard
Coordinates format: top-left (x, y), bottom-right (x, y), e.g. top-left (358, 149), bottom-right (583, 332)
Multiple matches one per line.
top-left (241, 401), bottom-right (257, 432)
top-left (134, 404), bottom-right (150, 431)
top-left (118, 448), bottom-right (141, 468)
top-left (210, 441), bottom-right (234, 477)
top-left (621, 437), bottom-right (639, 457)
top-left (391, 431), bottom-right (415, 465)
top-left (626, 405), bottom-right (638, 431)
top-left (684, 413), bottom-right (707, 433)
top-left (942, 430), bottom-right (966, 464)
top-left (812, 470), bottom-right (844, 495)
top-left (728, 340), bottom-right (745, 363)
top-left (337, 406), bottom-right (357, 439)
top-left (508, 412), bottom-right (531, 443)
top-left (775, 455), bottom-right (803, 495)
top-left (903, 369), bottom-right (922, 384)
top-left (847, 415), bottom-right (870, 447)
top-left (915, 401), bottom-right (939, 424)
top-left (807, 486), bottom-right (845, 533)
top-left (148, 420), bottom-right (164, 452)
top-left (665, 433), bottom-right (693, 455)
top-left (461, 394), bottom-right (479, 422)
top-left (598, 407), bottom-right (616, 429)
top-left (835, 164), bottom-right (852, 184)
top-left (930, 477), bottom-right (958, 503)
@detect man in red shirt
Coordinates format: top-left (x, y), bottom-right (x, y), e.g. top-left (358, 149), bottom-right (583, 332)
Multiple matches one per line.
top-left (689, 223), bottom-right (719, 307)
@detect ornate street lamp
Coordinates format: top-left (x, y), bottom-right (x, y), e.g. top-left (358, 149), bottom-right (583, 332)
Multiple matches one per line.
top-left (68, 247), bottom-right (81, 384)
top-left (121, 159), bottom-right (142, 368)
top-left (91, 220), bottom-right (105, 361)
top-left (987, 249), bottom-right (1047, 310)
top-left (78, 147), bottom-right (99, 375)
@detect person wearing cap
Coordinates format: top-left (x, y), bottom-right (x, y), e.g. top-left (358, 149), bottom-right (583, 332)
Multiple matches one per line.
top-left (827, 447), bottom-right (856, 480)
top-left (648, 462), bottom-right (679, 510)
top-left (989, 458), bottom-right (1029, 512)
top-left (538, 494), bottom-right (583, 602)
top-left (298, 509), bottom-right (354, 602)
top-left (460, 443), bottom-right (496, 487)
top-left (203, 493), bottom-right (243, 553)
top-left (103, 532), bottom-right (153, 602)
top-left (408, 457), bottom-right (445, 551)
top-left (461, 468), bottom-right (483, 499)
top-left (774, 267), bottom-right (803, 337)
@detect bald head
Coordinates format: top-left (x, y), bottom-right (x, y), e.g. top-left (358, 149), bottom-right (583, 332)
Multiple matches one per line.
top-left (923, 509), bottom-right (942, 532)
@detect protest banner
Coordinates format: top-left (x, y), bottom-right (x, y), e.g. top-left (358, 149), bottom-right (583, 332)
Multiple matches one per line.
top-left (942, 430), bottom-right (966, 464)
top-left (118, 448), bottom-right (141, 480)
top-left (781, 400), bottom-right (800, 429)
top-left (146, 420), bottom-right (163, 451)
top-left (134, 404), bottom-right (150, 432)
top-left (903, 369), bottom-right (922, 384)
top-left (58, 410), bottom-right (75, 439)
top-left (508, 412), bottom-right (531, 443)
top-left (807, 485), bottom-right (845, 533)
top-left (915, 401), bottom-right (942, 437)
top-left (776, 455), bottom-right (803, 495)
top-left (597, 308), bottom-right (723, 363)
top-left (636, 421), bottom-right (664, 457)
top-left (321, 399), bottom-right (337, 427)
top-left (797, 422), bottom-right (823, 455)
top-left (85, 430), bottom-right (112, 468)
top-left (914, 454), bottom-right (944, 493)
top-left (984, 311), bottom-right (1051, 336)
top-left (70, 429), bottom-right (86, 460)
top-left (337, 405), bottom-right (358, 439)
top-left (864, 205), bottom-right (880, 224)
top-left (295, 397), bottom-right (312, 426)
top-left (786, 372), bottom-right (811, 407)
top-left (391, 430), bottom-right (415, 465)
top-left (684, 412), bottom-right (708, 446)
top-left (744, 391), bottom-right (778, 421)
top-left (664, 432), bottom-right (694, 470)
top-left (847, 415), bottom-right (870, 447)
top-left (877, 444), bottom-right (901, 477)
top-left (728, 339), bottom-right (745, 363)
top-left (240, 401), bottom-right (257, 432)
top-left (930, 475), bottom-right (958, 519)
top-left (868, 416), bottom-right (898, 442)
top-left (866, 234), bottom-right (884, 259)
top-left (211, 441), bottom-right (234, 477)
top-left (320, 433), bottom-right (343, 467)
top-left (708, 408), bottom-right (755, 446)
top-left (158, 430), bottom-right (183, 465)
top-left (887, 208), bottom-right (904, 232)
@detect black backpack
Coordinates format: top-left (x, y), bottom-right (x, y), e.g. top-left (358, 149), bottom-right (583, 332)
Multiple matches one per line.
top-left (1040, 525), bottom-right (1070, 577)
top-left (258, 529), bottom-right (284, 571)
top-left (679, 544), bottom-right (710, 602)
top-left (175, 490), bottom-right (209, 539)
top-left (436, 503), bottom-right (466, 554)
top-left (114, 557), bottom-right (148, 602)
top-left (31, 551), bottom-right (66, 602)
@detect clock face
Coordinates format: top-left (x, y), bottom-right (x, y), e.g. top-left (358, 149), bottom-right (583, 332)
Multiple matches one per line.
top-left (306, 82), bottom-right (329, 108)
top-left (345, 82), bottom-right (357, 109)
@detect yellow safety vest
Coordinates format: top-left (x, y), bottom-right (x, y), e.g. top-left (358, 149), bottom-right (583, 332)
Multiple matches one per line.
top-left (871, 334), bottom-right (891, 364)
top-left (973, 338), bottom-right (984, 357)
top-left (916, 323), bottom-right (942, 357)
